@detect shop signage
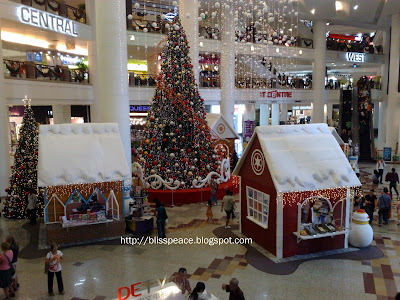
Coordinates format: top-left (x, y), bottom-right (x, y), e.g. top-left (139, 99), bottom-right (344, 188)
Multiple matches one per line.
top-left (19, 6), bottom-right (78, 37)
top-left (117, 280), bottom-right (183, 300)
top-left (383, 147), bottom-right (392, 161)
top-left (346, 52), bottom-right (365, 63)
top-left (243, 120), bottom-right (255, 142)
top-left (260, 90), bottom-right (293, 98)
top-left (130, 105), bottom-right (149, 112)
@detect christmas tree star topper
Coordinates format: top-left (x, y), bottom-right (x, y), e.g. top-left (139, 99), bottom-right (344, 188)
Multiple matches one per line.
top-left (22, 95), bottom-right (31, 106)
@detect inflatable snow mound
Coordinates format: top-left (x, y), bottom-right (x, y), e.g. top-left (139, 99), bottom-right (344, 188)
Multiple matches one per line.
top-left (234, 124), bottom-right (361, 193)
top-left (37, 123), bottom-right (130, 186)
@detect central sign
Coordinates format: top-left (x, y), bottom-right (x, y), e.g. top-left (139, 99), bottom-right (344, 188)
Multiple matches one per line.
top-left (346, 52), bottom-right (365, 63)
top-left (19, 6), bottom-right (78, 37)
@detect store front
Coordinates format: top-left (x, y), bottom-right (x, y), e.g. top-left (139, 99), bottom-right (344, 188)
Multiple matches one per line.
top-left (288, 105), bottom-right (312, 124)
top-left (130, 105), bottom-right (149, 153)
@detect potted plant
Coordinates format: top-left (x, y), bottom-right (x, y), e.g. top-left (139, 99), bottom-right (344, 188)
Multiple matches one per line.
top-left (393, 154), bottom-right (399, 164)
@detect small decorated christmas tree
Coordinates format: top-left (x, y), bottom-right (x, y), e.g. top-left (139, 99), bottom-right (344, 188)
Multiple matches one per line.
top-left (138, 16), bottom-right (219, 188)
top-left (2, 96), bottom-right (44, 219)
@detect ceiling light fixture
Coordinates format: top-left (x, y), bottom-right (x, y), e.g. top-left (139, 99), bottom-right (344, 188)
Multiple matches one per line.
top-left (353, 5), bottom-right (358, 10)
top-left (310, 8), bottom-right (315, 14)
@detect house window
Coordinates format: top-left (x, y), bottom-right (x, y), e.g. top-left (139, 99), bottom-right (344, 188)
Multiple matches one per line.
top-left (246, 186), bottom-right (270, 229)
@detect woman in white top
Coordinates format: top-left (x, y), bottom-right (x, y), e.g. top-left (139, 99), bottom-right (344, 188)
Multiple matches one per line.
top-left (376, 159), bottom-right (386, 184)
top-left (45, 244), bottom-right (64, 296)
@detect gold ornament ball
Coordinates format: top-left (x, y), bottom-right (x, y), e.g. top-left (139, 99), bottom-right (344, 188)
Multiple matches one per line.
top-left (187, 171), bottom-right (193, 177)
top-left (145, 139), bottom-right (150, 144)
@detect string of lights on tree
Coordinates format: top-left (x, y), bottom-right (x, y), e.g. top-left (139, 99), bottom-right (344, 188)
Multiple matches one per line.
top-left (2, 96), bottom-right (44, 219)
top-left (137, 15), bottom-right (220, 189)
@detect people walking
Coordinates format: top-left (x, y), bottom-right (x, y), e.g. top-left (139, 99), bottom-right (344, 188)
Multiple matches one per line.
top-left (221, 278), bottom-right (245, 300)
top-left (154, 199), bottom-right (167, 238)
top-left (45, 244), bottom-right (64, 296)
top-left (26, 188), bottom-right (38, 224)
top-left (210, 177), bottom-right (219, 206)
top-left (378, 187), bottom-right (392, 227)
top-left (372, 170), bottom-right (380, 191)
top-left (386, 168), bottom-right (399, 199)
top-left (363, 189), bottom-right (377, 224)
top-left (221, 190), bottom-right (235, 229)
top-left (5, 236), bottom-right (18, 292)
top-left (376, 159), bottom-right (386, 184)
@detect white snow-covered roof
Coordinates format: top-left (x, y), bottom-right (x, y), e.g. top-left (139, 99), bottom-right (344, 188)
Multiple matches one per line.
top-left (206, 113), bottom-right (240, 139)
top-left (37, 123), bottom-right (130, 187)
top-left (329, 127), bottom-right (344, 145)
top-left (233, 124), bottom-right (361, 193)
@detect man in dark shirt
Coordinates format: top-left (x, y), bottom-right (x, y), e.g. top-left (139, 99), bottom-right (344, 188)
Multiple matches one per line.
top-left (387, 168), bottom-right (400, 199)
top-left (222, 278), bottom-right (245, 300)
top-left (364, 189), bottom-right (377, 224)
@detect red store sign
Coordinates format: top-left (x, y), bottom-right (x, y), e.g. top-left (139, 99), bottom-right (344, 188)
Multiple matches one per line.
top-left (260, 90), bottom-right (293, 98)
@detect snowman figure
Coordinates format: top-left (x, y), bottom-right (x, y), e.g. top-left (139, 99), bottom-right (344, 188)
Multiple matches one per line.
top-left (348, 209), bottom-right (373, 248)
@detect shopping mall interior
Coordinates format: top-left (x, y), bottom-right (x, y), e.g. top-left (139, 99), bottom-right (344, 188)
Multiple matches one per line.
top-left (0, 0), bottom-right (400, 299)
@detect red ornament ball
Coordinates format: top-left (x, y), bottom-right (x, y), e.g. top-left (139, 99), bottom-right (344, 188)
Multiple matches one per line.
top-left (148, 154), bottom-right (153, 159)
top-left (152, 161), bottom-right (158, 166)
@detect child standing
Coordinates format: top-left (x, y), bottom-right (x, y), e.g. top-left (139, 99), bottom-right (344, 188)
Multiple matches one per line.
top-left (206, 200), bottom-right (214, 224)
top-left (45, 244), bottom-right (64, 296)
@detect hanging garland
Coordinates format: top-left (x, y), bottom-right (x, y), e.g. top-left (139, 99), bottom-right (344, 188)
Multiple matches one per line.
top-left (304, 39), bottom-right (313, 48)
top-left (34, 0), bottom-right (46, 6)
top-left (47, 0), bottom-right (59, 12)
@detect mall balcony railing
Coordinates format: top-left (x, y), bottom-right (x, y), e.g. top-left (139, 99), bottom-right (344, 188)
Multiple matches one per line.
top-left (128, 72), bottom-right (157, 86)
top-left (3, 59), bottom-right (89, 84)
top-left (11, 0), bottom-right (87, 24)
top-left (235, 78), bottom-right (313, 89)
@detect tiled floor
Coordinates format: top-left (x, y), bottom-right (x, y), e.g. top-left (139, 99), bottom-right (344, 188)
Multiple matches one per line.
top-left (0, 163), bottom-right (400, 299)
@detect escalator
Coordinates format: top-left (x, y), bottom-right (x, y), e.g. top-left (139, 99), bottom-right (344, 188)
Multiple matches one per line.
top-left (338, 85), bottom-right (375, 161)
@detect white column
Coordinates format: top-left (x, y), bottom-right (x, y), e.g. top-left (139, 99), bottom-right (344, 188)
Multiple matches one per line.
top-left (378, 102), bottom-right (386, 149)
top-left (219, 7), bottom-right (235, 129)
top-left (179, 0), bottom-right (200, 84)
top-left (86, 0), bottom-right (98, 122)
top-left (243, 104), bottom-right (255, 122)
top-left (92, 0), bottom-right (131, 167)
top-left (385, 14), bottom-right (400, 152)
top-left (378, 30), bottom-right (390, 149)
top-left (280, 103), bottom-right (288, 123)
top-left (52, 105), bottom-right (71, 124)
top-left (0, 19), bottom-right (10, 197)
top-left (259, 104), bottom-right (270, 126)
top-left (324, 103), bottom-right (333, 125)
top-left (311, 20), bottom-right (327, 124)
top-left (271, 103), bottom-right (279, 125)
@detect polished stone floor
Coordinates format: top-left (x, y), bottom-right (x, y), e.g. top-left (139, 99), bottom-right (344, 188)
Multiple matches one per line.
top-left (0, 163), bottom-right (399, 300)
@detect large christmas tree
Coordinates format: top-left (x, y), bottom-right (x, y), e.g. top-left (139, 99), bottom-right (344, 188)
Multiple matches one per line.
top-left (2, 97), bottom-right (44, 219)
top-left (138, 16), bottom-right (219, 188)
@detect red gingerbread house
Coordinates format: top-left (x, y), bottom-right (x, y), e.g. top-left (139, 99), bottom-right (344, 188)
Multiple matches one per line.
top-left (206, 113), bottom-right (239, 156)
top-left (233, 124), bottom-right (361, 258)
